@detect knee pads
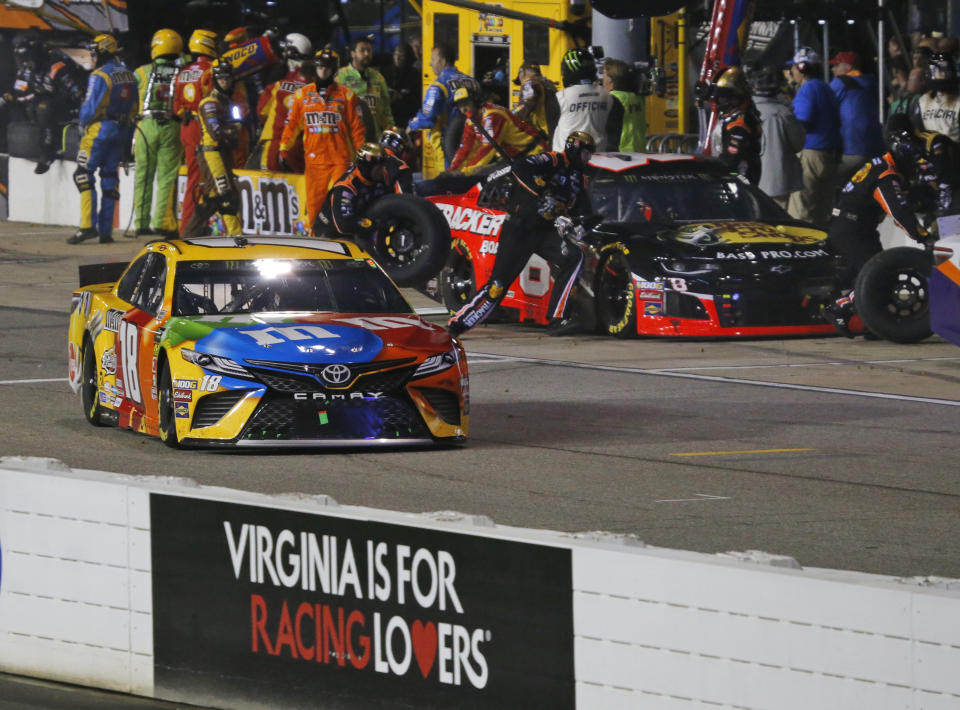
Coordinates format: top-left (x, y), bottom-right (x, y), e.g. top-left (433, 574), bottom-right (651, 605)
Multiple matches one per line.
top-left (73, 167), bottom-right (92, 192)
top-left (101, 172), bottom-right (119, 200)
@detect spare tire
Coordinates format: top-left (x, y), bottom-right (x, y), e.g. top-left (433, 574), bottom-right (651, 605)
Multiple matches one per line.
top-left (367, 194), bottom-right (451, 287)
top-left (854, 246), bottom-right (933, 343)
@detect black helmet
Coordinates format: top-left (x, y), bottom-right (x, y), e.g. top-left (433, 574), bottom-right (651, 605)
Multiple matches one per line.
top-left (560, 48), bottom-right (597, 87)
top-left (379, 127), bottom-right (406, 157)
top-left (886, 113), bottom-right (922, 170)
top-left (564, 130), bottom-right (596, 168)
top-left (356, 142), bottom-right (386, 180)
top-left (211, 58), bottom-right (235, 94)
top-left (747, 64), bottom-right (780, 97)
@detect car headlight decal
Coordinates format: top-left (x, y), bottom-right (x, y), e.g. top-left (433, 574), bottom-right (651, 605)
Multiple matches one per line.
top-left (412, 348), bottom-right (458, 379)
top-left (181, 348), bottom-right (254, 379)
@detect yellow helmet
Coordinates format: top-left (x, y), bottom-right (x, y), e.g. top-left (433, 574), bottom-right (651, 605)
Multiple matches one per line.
top-left (151, 29), bottom-right (183, 60)
top-left (314, 48), bottom-right (340, 70)
top-left (188, 29), bottom-right (218, 57)
top-left (89, 33), bottom-right (119, 56)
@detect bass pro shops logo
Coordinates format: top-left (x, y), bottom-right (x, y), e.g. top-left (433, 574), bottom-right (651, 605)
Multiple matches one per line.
top-left (226, 522), bottom-right (490, 688)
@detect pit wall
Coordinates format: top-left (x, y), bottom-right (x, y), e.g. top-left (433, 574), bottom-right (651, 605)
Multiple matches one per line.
top-left (1, 456), bottom-right (959, 710)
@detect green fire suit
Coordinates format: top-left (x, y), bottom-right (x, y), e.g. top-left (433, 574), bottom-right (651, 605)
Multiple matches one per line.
top-left (133, 58), bottom-right (183, 234)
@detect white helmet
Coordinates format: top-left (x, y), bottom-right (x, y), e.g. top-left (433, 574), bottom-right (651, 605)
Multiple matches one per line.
top-left (281, 32), bottom-right (312, 69)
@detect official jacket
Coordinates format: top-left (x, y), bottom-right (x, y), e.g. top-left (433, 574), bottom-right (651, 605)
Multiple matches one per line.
top-left (552, 82), bottom-right (613, 152)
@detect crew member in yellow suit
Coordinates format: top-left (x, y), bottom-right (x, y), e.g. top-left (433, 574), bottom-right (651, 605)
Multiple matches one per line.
top-left (182, 59), bottom-right (243, 236)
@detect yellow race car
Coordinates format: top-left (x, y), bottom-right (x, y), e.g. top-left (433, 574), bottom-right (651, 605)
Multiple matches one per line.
top-left (67, 236), bottom-right (468, 448)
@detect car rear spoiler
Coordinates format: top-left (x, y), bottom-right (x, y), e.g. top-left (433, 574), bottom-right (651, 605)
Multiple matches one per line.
top-left (79, 262), bottom-right (128, 288)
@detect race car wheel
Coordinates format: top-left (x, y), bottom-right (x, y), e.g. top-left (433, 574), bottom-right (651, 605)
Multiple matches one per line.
top-left (854, 246), bottom-right (932, 343)
top-left (595, 246), bottom-right (637, 338)
top-left (439, 240), bottom-right (476, 314)
top-left (157, 360), bottom-right (182, 449)
top-left (367, 195), bottom-right (451, 287)
top-left (80, 338), bottom-right (108, 427)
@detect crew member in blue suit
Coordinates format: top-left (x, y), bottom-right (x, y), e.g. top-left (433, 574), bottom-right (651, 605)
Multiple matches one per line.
top-left (406, 43), bottom-right (476, 175)
top-left (68, 34), bottom-right (137, 244)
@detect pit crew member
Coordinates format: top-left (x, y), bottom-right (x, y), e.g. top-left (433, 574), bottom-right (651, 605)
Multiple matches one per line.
top-left (68, 34), bottom-right (136, 245)
top-left (255, 32), bottom-right (312, 171)
top-left (823, 114), bottom-right (931, 336)
top-left (132, 29), bottom-right (184, 237)
top-left (181, 59), bottom-right (243, 237)
top-left (447, 131), bottom-right (596, 337)
top-left (313, 143), bottom-right (401, 239)
top-left (336, 36), bottom-right (394, 138)
top-left (448, 86), bottom-right (547, 175)
top-left (710, 66), bottom-right (762, 186)
top-left (379, 126), bottom-right (414, 193)
top-left (279, 48), bottom-right (365, 231)
top-left (173, 29), bottom-right (217, 236)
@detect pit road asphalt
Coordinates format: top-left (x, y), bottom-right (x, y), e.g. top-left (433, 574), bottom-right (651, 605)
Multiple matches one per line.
top-left (1, 221), bottom-right (959, 708)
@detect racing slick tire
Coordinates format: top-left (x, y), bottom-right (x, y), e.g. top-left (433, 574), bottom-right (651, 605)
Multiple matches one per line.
top-left (439, 239), bottom-right (476, 314)
top-left (80, 337), bottom-right (108, 426)
top-left (157, 360), bottom-right (182, 449)
top-left (368, 194), bottom-right (451, 287)
top-left (595, 245), bottom-right (637, 338)
top-left (854, 246), bottom-right (933, 344)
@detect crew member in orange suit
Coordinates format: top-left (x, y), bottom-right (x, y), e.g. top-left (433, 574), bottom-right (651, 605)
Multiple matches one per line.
top-left (279, 48), bottom-right (365, 231)
top-left (256, 32), bottom-right (312, 171)
top-left (173, 29), bottom-right (217, 235)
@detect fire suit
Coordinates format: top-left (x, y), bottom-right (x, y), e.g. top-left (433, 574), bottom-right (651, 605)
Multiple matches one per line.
top-left (313, 164), bottom-right (402, 238)
top-left (449, 102), bottom-right (546, 175)
top-left (255, 68), bottom-right (309, 171)
top-left (916, 130), bottom-right (959, 214)
top-left (279, 81), bottom-right (365, 231)
top-left (447, 151), bottom-right (591, 335)
top-left (828, 152), bottom-right (929, 284)
top-left (173, 55), bottom-right (213, 235)
top-left (710, 100), bottom-right (763, 185)
top-left (181, 90), bottom-right (243, 237)
top-left (75, 57), bottom-right (137, 238)
top-left (133, 57), bottom-right (182, 234)
top-left (408, 65), bottom-right (476, 175)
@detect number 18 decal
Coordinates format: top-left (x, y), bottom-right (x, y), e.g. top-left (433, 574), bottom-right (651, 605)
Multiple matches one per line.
top-left (119, 320), bottom-right (143, 405)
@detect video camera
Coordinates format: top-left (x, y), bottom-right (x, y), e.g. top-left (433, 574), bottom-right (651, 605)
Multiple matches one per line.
top-left (633, 58), bottom-right (667, 97)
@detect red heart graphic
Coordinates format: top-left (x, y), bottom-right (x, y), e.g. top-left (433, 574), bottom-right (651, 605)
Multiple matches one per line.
top-left (411, 620), bottom-right (438, 679)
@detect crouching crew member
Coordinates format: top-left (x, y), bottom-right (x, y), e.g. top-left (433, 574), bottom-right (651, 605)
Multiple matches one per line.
top-left (823, 114), bottom-right (931, 336)
top-left (447, 130), bottom-right (596, 337)
top-left (68, 34), bottom-right (136, 244)
top-left (313, 143), bottom-right (401, 239)
top-left (181, 59), bottom-right (243, 237)
top-left (379, 126), bottom-right (414, 193)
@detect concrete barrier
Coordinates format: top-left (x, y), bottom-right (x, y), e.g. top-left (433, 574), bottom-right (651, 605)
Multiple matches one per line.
top-left (1, 456), bottom-right (959, 709)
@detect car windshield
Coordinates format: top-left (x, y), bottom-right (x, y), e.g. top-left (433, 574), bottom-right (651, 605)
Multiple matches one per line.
top-left (172, 258), bottom-right (413, 316)
top-left (590, 167), bottom-right (790, 224)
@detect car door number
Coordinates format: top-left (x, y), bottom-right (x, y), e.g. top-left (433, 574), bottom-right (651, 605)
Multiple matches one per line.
top-left (119, 320), bottom-right (143, 405)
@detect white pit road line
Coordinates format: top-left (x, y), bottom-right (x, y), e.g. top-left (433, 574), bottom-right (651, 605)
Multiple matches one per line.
top-left (467, 351), bottom-right (960, 407)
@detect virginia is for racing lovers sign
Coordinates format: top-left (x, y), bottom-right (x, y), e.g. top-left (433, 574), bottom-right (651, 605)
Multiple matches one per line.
top-left (150, 495), bottom-right (574, 709)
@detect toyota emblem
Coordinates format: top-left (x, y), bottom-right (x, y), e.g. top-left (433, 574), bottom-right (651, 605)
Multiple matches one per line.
top-left (321, 364), bottom-right (351, 385)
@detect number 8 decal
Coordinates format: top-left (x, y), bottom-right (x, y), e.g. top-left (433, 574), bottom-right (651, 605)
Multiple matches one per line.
top-left (120, 320), bottom-right (142, 405)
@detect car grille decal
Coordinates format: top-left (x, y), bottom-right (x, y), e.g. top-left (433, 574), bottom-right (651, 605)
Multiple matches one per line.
top-left (245, 357), bottom-right (418, 393)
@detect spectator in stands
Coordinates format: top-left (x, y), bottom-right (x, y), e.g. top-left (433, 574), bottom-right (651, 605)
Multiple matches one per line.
top-left (787, 47), bottom-right (842, 227)
top-left (512, 61), bottom-right (560, 142)
top-left (890, 67), bottom-right (927, 119)
top-left (386, 42), bottom-right (421, 128)
top-left (601, 59), bottom-right (646, 152)
top-left (911, 52), bottom-right (960, 141)
top-left (912, 39), bottom-right (936, 73)
top-left (748, 64), bottom-right (804, 208)
top-left (829, 51), bottom-right (885, 187)
top-left (887, 56), bottom-right (910, 108)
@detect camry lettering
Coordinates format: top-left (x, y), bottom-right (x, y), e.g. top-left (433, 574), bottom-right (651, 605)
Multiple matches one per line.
top-left (294, 391), bottom-right (383, 400)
